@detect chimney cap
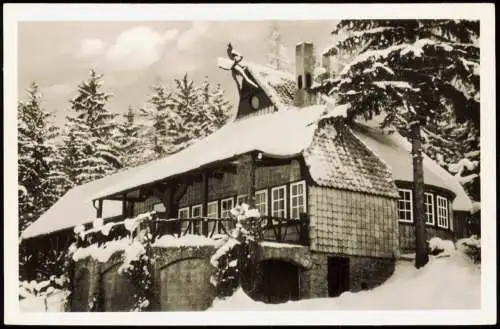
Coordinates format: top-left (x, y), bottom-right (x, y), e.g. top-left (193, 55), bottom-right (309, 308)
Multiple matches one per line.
top-left (296, 41), bottom-right (314, 46)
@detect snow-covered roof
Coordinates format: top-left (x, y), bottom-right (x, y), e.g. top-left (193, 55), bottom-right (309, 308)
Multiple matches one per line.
top-left (93, 105), bottom-right (326, 200)
top-left (351, 119), bottom-right (473, 212)
top-left (21, 172), bottom-right (127, 239)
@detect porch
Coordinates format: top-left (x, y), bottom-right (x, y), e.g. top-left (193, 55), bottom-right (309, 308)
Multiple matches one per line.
top-left (84, 213), bottom-right (310, 247)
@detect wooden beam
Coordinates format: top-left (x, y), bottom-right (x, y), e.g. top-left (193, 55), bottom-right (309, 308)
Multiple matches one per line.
top-left (202, 171), bottom-right (209, 235)
top-left (96, 199), bottom-right (103, 218)
top-left (122, 199), bottom-right (127, 219)
top-left (248, 153), bottom-right (256, 208)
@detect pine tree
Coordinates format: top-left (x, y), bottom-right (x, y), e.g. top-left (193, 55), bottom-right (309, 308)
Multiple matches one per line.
top-left (62, 69), bottom-right (122, 186)
top-left (139, 82), bottom-right (182, 161)
top-left (199, 78), bottom-right (232, 135)
top-left (18, 82), bottom-right (63, 233)
top-left (325, 20), bottom-right (479, 268)
top-left (116, 107), bottom-right (143, 167)
top-left (266, 23), bottom-right (292, 72)
top-left (172, 74), bottom-right (206, 143)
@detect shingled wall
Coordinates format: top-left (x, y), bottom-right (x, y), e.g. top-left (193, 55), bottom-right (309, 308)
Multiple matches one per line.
top-left (308, 186), bottom-right (399, 258)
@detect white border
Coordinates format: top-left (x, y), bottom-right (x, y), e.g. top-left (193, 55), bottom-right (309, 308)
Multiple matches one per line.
top-left (4, 3), bottom-right (496, 326)
top-left (271, 185), bottom-right (287, 218)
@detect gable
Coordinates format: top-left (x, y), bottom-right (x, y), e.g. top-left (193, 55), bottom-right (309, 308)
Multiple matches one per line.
top-left (303, 120), bottom-right (399, 198)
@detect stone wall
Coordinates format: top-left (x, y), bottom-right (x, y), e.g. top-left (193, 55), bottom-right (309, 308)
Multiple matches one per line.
top-left (308, 187), bottom-right (400, 258)
top-left (307, 252), bottom-right (396, 298)
top-left (72, 243), bottom-right (315, 311)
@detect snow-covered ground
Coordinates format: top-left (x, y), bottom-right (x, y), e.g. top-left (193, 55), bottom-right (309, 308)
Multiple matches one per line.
top-left (210, 239), bottom-right (481, 311)
top-left (19, 290), bottom-right (68, 312)
top-left (19, 237), bottom-right (481, 312)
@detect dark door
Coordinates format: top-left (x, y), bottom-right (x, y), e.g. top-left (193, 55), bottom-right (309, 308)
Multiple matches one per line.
top-left (327, 257), bottom-right (350, 297)
top-left (255, 259), bottom-right (300, 304)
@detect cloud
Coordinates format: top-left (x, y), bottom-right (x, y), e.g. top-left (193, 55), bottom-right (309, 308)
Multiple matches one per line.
top-left (42, 83), bottom-right (73, 96)
top-left (80, 38), bottom-right (106, 57)
top-left (176, 21), bottom-right (210, 51)
top-left (105, 26), bottom-right (179, 70)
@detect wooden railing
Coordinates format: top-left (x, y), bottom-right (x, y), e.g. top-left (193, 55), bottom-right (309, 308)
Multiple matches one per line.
top-left (148, 214), bottom-right (310, 246)
top-left (82, 214), bottom-right (309, 247)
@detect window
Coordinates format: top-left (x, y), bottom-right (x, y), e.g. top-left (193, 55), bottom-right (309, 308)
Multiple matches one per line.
top-left (297, 75), bottom-right (303, 89)
top-left (207, 201), bottom-right (218, 218)
top-left (237, 194), bottom-right (248, 206)
top-left (398, 189), bottom-right (413, 222)
top-left (424, 193), bottom-right (435, 225)
top-left (290, 181), bottom-right (306, 219)
top-left (437, 196), bottom-right (449, 228)
top-left (221, 197), bottom-right (234, 218)
top-left (178, 207), bottom-right (189, 219)
top-left (207, 201), bottom-right (219, 236)
top-left (271, 185), bottom-right (287, 218)
top-left (191, 204), bottom-right (203, 234)
top-left (178, 207), bottom-right (190, 235)
top-left (255, 189), bottom-right (268, 216)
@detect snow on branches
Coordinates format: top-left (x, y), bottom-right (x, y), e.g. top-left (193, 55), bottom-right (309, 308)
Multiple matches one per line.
top-left (210, 204), bottom-right (261, 298)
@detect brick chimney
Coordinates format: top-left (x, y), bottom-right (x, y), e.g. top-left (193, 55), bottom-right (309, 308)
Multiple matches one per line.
top-left (294, 42), bottom-right (316, 107)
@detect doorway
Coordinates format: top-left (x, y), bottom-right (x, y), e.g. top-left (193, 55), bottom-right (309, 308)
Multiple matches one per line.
top-left (327, 256), bottom-right (350, 297)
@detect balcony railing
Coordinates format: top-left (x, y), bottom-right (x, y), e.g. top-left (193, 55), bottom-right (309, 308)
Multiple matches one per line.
top-left (84, 214), bottom-right (309, 247)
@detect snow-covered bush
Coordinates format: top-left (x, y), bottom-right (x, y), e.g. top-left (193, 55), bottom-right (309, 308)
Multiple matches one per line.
top-left (210, 203), bottom-right (261, 298)
top-left (456, 235), bottom-right (481, 264)
top-left (428, 237), bottom-right (456, 256)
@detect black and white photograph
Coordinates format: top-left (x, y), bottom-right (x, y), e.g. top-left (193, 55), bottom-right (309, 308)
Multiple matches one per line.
top-left (3, 3), bottom-right (496, 326)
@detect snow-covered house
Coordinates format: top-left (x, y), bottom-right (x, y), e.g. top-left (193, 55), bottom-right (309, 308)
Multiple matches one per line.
top-left (21, 42), bottom-right (474, 308)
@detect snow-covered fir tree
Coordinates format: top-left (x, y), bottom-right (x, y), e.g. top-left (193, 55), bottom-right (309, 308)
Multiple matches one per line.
top-left (199, 77), bottom-right (232, 135)
top-left (266, 23), bottom-right (292, 72)
top-left (171, 74), bottom-right (207, 143)
top-left (116, 106), bottom-right (143, 167)
top-left (61, 69), bottom-right (122, 186)
top-left (18, 82), bottom-right (64, 233)
top-left (324, 19), bottom-right (480, 268)
top-left (138, 82), bottom-right (183, 161)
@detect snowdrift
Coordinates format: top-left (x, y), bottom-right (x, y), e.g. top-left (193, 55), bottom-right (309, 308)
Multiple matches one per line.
top-left (209, 239), bottom-right (481, 311)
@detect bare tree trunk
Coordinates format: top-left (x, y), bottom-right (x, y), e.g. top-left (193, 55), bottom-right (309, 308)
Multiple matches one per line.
top-left (410, 121), bottom-right (429, 268)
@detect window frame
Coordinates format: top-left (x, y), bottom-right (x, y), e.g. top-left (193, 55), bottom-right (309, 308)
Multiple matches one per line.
top-left (190, 204), bottom-right (203, 234)
top-left (236, 194), bottom-right (248, 206)
top-left (397, 189), bottom-right (413, 223)
top-left (436, 195), bottom-right (449, 229)
top-left (290, 180), bottom-right (307, 220)
top-left (191, 204), bottom-right (203, 218)
top-left (220, 197), bottom-right (235, 218)
top-left (207, 201), bottom-right (218, 219)
top-left (255, 189), bottom-right (268, 216)
top-left (271, 185), bottom-right (287, 218)
top-left (424, 192), bottom-right (435, 225)
top-left (178, 207), bottom-right (190, 219)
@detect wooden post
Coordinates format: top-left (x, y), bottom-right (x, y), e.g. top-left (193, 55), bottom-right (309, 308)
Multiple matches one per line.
top-left (248, 153), bottom-right (256, 208)
top-left (96, 199), bottom-right (103, 218)
top-left (201, 171), bottom-right (209, 236)
top-left (122, 198), bottom-right (127, 219)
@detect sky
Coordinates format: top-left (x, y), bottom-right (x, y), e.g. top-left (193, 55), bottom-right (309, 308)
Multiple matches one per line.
top-left (18, 20), bottom-right (338, 126)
